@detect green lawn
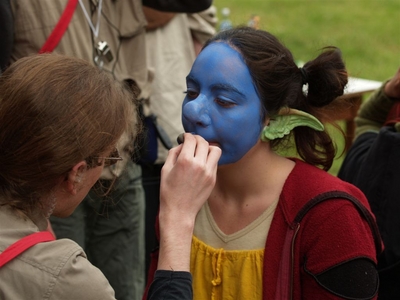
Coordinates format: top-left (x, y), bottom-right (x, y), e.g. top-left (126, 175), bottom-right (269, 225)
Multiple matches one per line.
top-left (213, 0), bottom-right (399, 81)
top-left (212, 0), bottom-right (400, 175)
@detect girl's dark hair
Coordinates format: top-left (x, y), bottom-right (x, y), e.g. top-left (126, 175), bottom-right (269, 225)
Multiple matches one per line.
top-left (204, 26), bottom-right (348, 170)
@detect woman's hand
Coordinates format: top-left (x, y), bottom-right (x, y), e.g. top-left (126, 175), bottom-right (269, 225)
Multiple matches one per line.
top-left (157, 133), bottom-right (221, 271)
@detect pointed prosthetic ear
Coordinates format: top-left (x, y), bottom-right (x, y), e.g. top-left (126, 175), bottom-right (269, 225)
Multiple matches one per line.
top-left (261, 107), bottom-right (324, 141)
top-left (66, 161), bottom-right (87, 195)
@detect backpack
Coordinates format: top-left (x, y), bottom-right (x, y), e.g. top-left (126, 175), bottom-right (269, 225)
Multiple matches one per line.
top-left (339, 126), bottom-right (400, 299)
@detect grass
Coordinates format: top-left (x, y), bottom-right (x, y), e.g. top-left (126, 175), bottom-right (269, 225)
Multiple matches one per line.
top-left (212, 0), bottom-right (400, 175)
top-left (213, 0), bottom-right (400, 81)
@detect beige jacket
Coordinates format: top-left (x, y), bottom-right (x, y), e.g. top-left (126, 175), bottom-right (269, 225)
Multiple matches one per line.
top-left (145, 8), bottom-right (216, 163)
top-left (0, 205), bottom-right (116, 299)
top-left (11, 0), bottom-right (151, 178)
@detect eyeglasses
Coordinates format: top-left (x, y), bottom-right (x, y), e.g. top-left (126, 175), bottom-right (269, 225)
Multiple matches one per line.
top-left (93, 148), bottom-right (123, 167)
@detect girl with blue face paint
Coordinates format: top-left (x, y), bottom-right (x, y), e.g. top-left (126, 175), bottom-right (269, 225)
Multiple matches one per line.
top-left (146, 27), bottom-right (381, 300)
top-left (182, 42), bottom-right (264, 165)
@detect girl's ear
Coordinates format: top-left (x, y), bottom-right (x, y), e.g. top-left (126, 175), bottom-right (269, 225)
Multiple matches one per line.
top-left (264, 116), bottom-right (270, 126)
top-left (66, 161), bottom-right (87, 195)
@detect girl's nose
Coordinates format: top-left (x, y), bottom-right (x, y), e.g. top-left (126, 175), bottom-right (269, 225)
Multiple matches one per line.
top-left (182, 97), bottom-right (211, 127)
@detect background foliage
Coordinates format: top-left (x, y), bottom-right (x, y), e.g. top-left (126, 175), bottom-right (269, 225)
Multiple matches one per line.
top-left (213, 0), bottom-right (399, 81)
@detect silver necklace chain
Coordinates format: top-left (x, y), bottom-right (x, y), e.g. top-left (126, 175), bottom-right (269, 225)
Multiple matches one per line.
top-left (78, 0), bottom-right (103, 38)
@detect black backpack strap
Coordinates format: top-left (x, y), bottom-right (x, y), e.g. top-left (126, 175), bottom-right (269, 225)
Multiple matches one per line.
top-left (294, 191), bottom-right (382, 253)
top-left (275, 191), bottom-right (382, 300)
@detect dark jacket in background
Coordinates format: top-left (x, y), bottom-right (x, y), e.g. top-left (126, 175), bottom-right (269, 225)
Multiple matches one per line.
top-left (0, 0), bottom-right (13, 72)
top-left (338, 83), bottom-right (400, 299)
top-left (338, 127), bottom-right (400, 300)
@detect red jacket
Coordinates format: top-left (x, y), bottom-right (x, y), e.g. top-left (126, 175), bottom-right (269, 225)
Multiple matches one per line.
top-left (145, 159), bottom-right (382, 299)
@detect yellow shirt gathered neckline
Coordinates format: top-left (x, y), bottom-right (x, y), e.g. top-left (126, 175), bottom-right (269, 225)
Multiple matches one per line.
top-left (191, 200), bottom-right (279, 300)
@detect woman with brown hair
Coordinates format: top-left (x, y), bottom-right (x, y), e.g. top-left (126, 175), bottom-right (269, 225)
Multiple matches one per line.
top-left (0, 54), bottom-right (221, 300)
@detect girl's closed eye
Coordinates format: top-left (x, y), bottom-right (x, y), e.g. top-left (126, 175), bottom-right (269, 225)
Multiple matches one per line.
top-left (183, 90), bottom-right (199, 99)
top-left (215, 97), bottom-right (236, 108)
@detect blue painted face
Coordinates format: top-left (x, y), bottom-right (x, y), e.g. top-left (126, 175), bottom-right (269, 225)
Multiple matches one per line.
top-left (182, 42), bottom-right (264, 165)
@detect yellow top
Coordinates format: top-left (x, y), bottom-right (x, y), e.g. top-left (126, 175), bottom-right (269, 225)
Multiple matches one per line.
top-left (190, 200), bottom-right (278, 300)
top-left (191, 236), bottom-right (264, 300)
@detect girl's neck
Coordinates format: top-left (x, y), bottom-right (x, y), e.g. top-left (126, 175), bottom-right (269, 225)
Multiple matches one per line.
top-left (213, 144), bottom-right (294, 204)
top-left (207, 144), bottom-right (295, 234)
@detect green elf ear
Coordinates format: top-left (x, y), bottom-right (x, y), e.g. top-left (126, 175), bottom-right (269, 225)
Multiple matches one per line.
top-left (261, 107), bottom-right (324, 141)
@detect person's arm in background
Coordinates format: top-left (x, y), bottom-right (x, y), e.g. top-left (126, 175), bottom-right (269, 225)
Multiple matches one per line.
top-left (354, 67), bottom-right (400, 138)
top-left (143, 6), bottom-right (176, 31)
top-left (0, 0), bottom-right (13, 73)
top-left (147, 134), bottom-right (221, 300)
top-left (142, 0), bottom-right (212, 13)
top-left (338, 67), bottom-right (400, 181)
top-left (385, 67), bottom-right (400, 99)
top-left (187, 5), bottom-right (217, 56)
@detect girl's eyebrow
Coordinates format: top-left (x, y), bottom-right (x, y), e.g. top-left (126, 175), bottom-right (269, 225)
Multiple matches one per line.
top-left (186, 74), bottom-right (198, 84)
top-left (186, 75), bottom-right (246, 97)
top-left (210, 83), bottom-right (245, 97)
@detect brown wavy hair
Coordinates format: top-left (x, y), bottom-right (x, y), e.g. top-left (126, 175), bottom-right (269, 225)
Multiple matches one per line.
top-left (0, 54), bottom-right (137, 216)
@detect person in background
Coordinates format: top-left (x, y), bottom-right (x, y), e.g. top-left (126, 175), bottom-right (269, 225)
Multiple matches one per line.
top-left (145, 26), bottom-right (382, 300)
top-left (0, 53), bottom-right (221, 300)
top-left (338, 67), bottom-right (400, 300)
top-left (0, 0), bottom-right (13, 73)
top-left (247, 14), bottom-right (260, 29)
top-left (7, 1), bottom-right (212, 299)
top-left (218, 7), bottom-right (232, 31)
top-left (141, 5), bottom-right (217, 279)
